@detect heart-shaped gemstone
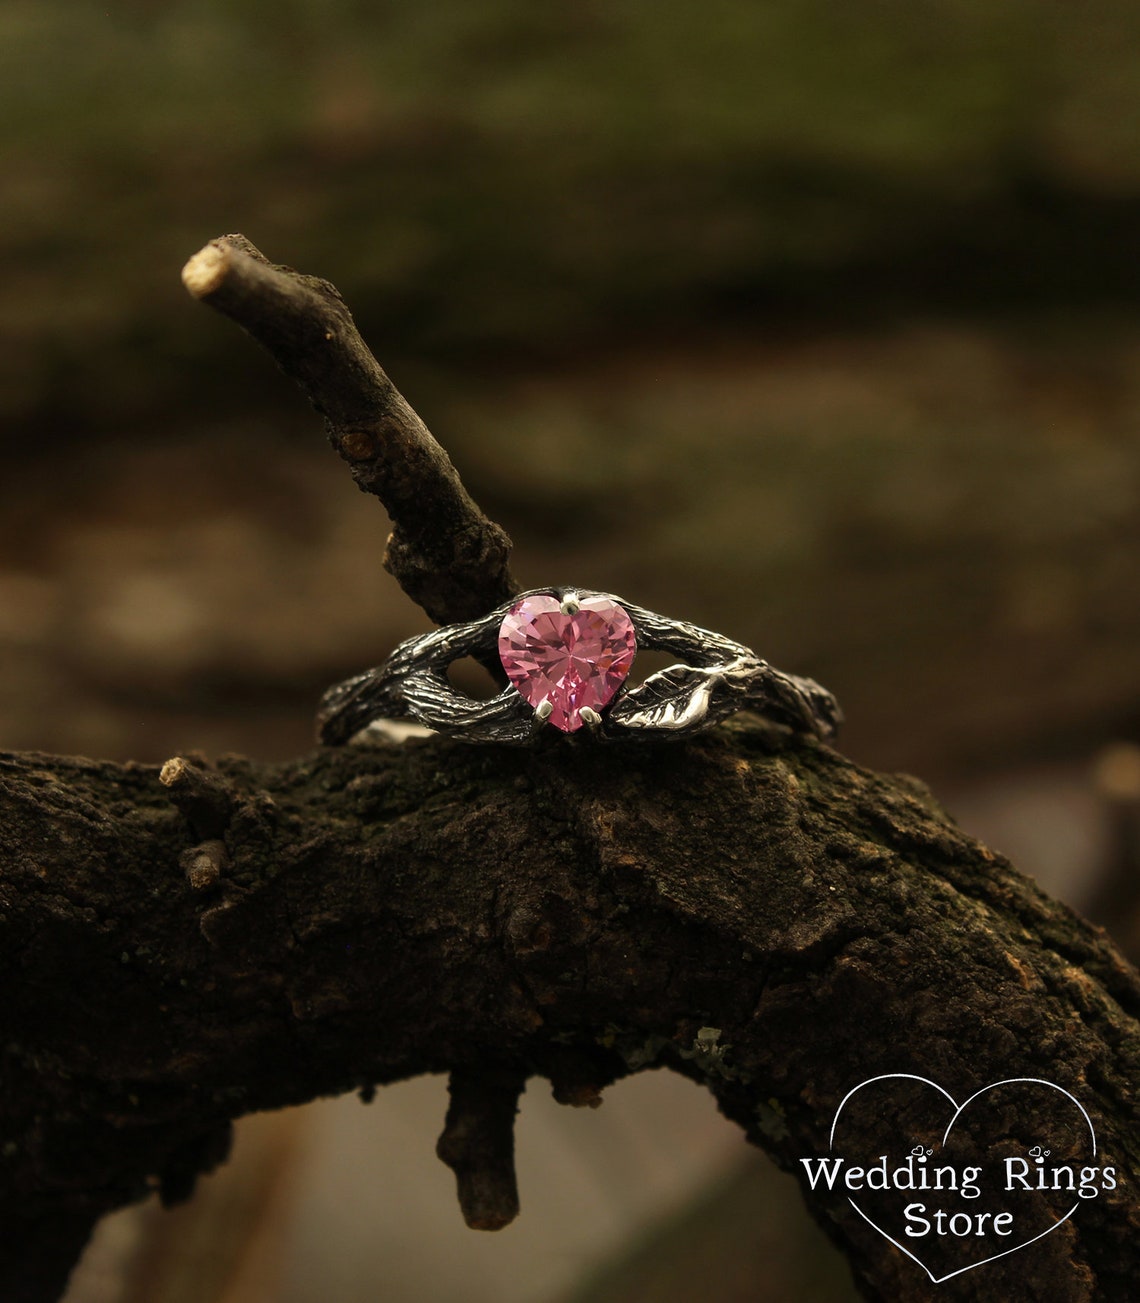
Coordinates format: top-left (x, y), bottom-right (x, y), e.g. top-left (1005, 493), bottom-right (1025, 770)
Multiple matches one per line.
top-left (498, 594), bottom-right (636, 732)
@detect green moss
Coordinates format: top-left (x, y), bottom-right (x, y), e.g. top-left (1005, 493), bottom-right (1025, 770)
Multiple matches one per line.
top-left (755, 1096), bottom-right (791, 1143)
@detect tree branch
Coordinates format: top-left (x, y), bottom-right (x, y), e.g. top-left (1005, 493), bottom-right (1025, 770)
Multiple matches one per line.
top-left (436, 1063), bottom-right (526, 1230)
top-left (181, 234), bottom-right (515, 625)
top-left (1, 240), bottom-right (1136, 1303)
top-left (0, 735), bottom-right (1138, 1301)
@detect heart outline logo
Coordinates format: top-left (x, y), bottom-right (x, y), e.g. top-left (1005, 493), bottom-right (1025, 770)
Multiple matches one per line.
top-left (828, 1074), bottom-right (1097, 1284)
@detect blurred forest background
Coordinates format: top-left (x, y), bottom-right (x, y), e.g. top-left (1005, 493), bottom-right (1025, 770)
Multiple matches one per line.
top-left (2, 2), bottom-right (1139, 1301)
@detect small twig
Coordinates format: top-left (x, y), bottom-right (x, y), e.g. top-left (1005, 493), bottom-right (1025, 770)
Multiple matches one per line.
top-left (179, 840), bottom-right (227, 892)
top-left (159, 756), bottom-right (237, 841)
top-left (436, 1065), bottom-right (527, 1231)
top-left (161, 756), bottom-right (236, 891)
top-left (181, 234), bottom-right (516, 625)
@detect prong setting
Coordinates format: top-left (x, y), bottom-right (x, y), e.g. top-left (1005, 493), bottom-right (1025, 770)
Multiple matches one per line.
top-left (579, 706), bottom-right (603, 736)
top-left (532, 699), bottom-right (554, 732)
top-left (560, 592), bottom-right (581, 616)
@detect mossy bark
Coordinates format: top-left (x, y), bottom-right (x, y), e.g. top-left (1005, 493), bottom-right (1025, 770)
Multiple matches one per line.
top-left (1, 726), bottom-right (1137, 1302)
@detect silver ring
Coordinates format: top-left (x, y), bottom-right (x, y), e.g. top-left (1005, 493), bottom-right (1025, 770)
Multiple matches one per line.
top-left (316, 587), bottom-right (842, 746)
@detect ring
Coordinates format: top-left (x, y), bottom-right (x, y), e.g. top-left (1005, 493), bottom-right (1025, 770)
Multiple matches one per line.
top-left (316, 587), bottom-right (842, 746)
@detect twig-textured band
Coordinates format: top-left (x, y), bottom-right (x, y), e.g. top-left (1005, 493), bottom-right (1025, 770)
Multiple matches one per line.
top-left (316, 588), bottom-right (842, 745)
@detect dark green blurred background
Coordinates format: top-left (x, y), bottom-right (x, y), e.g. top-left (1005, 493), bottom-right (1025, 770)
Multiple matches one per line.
top-left (4, 0), bottom-right (1140, 422)
top-left (3, 0), bottom-right (1140, 777)
top-left (4, 4), bottom-right (1139, 1302)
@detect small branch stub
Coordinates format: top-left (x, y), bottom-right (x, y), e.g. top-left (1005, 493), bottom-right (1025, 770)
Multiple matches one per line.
top-left (160, 756), bottom-right (237, 841)
top-left (0, 236), bottom-right (1116, 1303)
top-left (179, 840), bottom-right (226, 892)
top-left (436, 1066), bottom-right (527, 1231)
top-left (2, 724), bottom-right (1139, 1299)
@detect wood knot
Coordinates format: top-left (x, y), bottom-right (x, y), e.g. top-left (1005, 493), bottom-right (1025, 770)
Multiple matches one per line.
top-left (339, 430), bottom-right (376, 461)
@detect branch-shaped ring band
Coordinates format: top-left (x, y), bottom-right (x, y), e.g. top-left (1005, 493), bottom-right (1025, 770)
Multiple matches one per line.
top-left (316, 587), bottom-right (842, 746)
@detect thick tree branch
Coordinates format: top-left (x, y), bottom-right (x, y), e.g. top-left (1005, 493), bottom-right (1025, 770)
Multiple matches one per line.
top-left (1, 733), bottom-right (1138, 1302)
top-left (2, 241), bottom-right (1135, 1303)
top-left (181, 234), bottom-right (515, 624)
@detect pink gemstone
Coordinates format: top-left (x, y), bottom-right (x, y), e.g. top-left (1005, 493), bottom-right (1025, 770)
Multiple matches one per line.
top-left (498, 594), bottom-right (636, 733)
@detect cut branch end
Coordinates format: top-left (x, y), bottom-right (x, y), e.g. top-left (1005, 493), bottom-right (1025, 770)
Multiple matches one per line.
top-left (181, 243), bottom-right (229, 299)
top-left (160, 755), bottom-right (238, 841)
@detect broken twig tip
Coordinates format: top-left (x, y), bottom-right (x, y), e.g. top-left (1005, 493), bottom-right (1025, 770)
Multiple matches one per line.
top-left (181, 243), bottom-right (229, 299)
top-left (182, 234), bottom-right (516, 625)
top-left (159, 756), bottom-right (238, 842)
top-left (180, 839), bottom-right (226, 892)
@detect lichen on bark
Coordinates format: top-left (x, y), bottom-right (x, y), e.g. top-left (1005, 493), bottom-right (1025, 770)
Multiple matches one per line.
top-left (0, 238), bottom-right (1137, 1303)
top-left (1, 727), bottom-right (1138, 1301)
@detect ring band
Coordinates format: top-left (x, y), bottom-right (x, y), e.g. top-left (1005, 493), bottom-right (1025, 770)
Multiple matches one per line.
top-left (316, 587), bottom-right (841, 746)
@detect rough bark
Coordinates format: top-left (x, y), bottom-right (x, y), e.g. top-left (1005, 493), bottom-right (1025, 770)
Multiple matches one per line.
top-left (2, 237), bottom-right (1136, 1302)
top-left (0, 732), bottom-right (1138, 1302)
